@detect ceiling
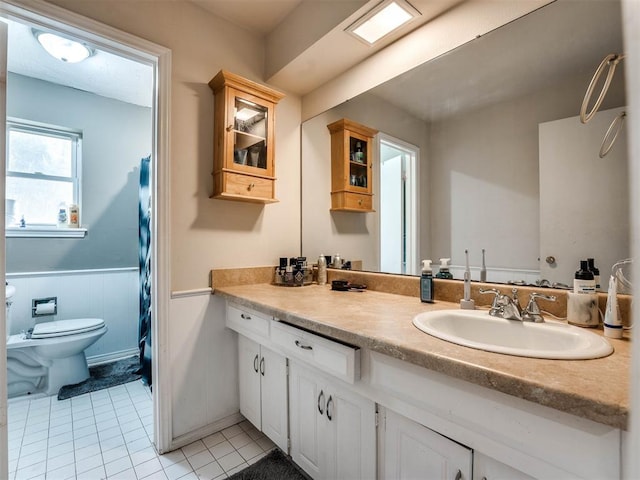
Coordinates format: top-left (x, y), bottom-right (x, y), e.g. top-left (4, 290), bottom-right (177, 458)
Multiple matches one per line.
top-left (369, 0), bottom-right (624, 122)
top-left (5, 0), bottom-right (461, 106)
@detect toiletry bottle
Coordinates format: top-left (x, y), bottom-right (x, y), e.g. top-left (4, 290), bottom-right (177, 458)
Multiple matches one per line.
top-left (587, 258), bottom-right (600, 290)
top-left (355, 142), bottom-right (364, 163)
top-left (333, 253), bottom-right (342, 269)
top-left (420, 260), bottom-right (434, 303)
top-left (317, 254), bottom-right (327, 286)
top-left (574, 260), bottom-right (596, 294)
top-left (68, 204), bottom-right (79, 228)
top-left (480, 249), bottom-right (487, 282)
top-left (435, 258), bottom-right (453, 279)
top-left (57, 203), bottom-right (67, 228)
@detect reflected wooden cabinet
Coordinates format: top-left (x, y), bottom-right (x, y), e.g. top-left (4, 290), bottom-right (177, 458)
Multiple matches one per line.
top-left (209, 70), bottom-right (284, 203)
top-left (327, 118), bottom-right (378, 212)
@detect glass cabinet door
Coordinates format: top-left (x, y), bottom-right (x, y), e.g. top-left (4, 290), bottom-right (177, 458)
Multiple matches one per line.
top-left (348, 135), bottom-right (368, 189)
top-left (233, 97), bottom-right (268, 170)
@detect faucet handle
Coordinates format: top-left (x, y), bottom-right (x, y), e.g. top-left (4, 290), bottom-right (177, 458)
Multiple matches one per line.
top-left (479, 288), bottom-right (502, 311)
top-left (522, 292), bottom-right (557, 322)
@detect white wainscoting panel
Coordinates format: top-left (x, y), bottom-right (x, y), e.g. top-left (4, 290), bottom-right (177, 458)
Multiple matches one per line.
top-left (169, 291), bottom-right (240, 441)
top-left (6, 268), bottom-right (139, 363)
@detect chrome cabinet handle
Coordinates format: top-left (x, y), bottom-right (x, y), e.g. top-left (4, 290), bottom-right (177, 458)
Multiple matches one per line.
top-left (240, 313), bottom-right (251, 320)
top-left (295, 340), bottom-right (313, 350)
top-left (454, 470), bottom-right (462, 480)
top-left (317, 390), bottom-right (325, 415)
top-left (253, 354), bottom-right (259, 373)
top-left (326, 395), bottom-right (333, 421)
top-left (259, 357), bottom-right (265, 376)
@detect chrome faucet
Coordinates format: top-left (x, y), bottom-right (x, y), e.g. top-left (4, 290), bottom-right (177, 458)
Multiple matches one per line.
top-left (480, 288), bottom-right (556, 322)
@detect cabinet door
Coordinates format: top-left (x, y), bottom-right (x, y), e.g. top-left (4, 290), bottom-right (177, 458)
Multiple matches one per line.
top-left (238, 335), bottom-right (261, 429)
top-left (323, 383), bottom-right (377, 480)
top-left (473, 453), bottom-right (536, 480)
top-left (383, 408), bottom-right (472, 480)
top-left (289, 362), bottom-right (322, 479)
top-left (260, 345), bottom-right (288, 452)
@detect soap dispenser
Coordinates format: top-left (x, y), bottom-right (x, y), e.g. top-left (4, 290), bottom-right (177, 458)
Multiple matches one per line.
top-left (435, 258), bottom-right (453, 279)
top-left (420, 260), bottom-right (434, 303)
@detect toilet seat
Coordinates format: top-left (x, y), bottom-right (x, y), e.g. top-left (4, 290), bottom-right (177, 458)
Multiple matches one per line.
top-left (31, 318), bottom-right (106, 339)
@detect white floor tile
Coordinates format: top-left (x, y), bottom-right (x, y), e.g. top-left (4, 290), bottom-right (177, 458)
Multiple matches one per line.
top-left (104, 455), bottom-right (134, 477)
top-left (221, 425), bottom-right (243, 440)
top-left (217, 451), bottom-right (244, 473)
top-left (194, 460), bottom-right (224, 480)
top-left (107, 467), bottom-right (137, 479)
top-left (209, 440), bottom-right (234, 460)
top-left (130, 446), bottom-right (158, 466)
top-left (180, 440), bottom-right (206, 458)
top-left (76, 464), bottom-right (106, 480)
top-left (163, 459), bottom-right (193, 480)
top-left (186, 449), bottom-right (215, 470)
top-left (45, 462), bottom-right (76, 480)
top-left (134, 457), bottom-right (163, 478)
top-left (7, 382), bottom-right (273, 480)
top-left (158, 449), bottom-right (186, 468)
top-left (45, 450), bottom-right (75, 471)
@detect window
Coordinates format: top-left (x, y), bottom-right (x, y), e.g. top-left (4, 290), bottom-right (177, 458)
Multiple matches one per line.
top-left (6, 119), bottom-right (84, 237)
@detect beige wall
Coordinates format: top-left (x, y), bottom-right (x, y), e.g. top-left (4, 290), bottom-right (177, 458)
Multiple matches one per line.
top-left (47, 0), bottom-right (302, 291)
top-left (301, 92), bottom-right (429, 272)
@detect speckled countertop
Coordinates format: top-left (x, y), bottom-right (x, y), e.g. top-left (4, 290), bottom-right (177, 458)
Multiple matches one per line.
top-left (214, 283), bottom-right (630, 430)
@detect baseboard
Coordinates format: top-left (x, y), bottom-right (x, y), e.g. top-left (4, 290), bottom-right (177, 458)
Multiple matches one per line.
top-left (166, 412), bottom-right (244, 453)
top-left (87, 348), bottom-right (139, 367)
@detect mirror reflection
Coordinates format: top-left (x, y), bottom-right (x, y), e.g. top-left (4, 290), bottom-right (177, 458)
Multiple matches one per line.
top-left (301, 0), bottom-right (628, 288)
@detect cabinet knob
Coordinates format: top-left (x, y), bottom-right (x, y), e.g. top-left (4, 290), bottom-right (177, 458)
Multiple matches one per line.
top-left (240, 313), bottom-right (251, 320)
top-left (253, 354), bottom-right (259, 373)
top-left (358, 199), bottom-right (363, 206)
top-left (226, 124), bottom-right (233, 132)
top-left (248, 183), bottom-right (255, 191)
top-left (454, 470), bottom-right (462, 480)
top-left (317, 390), bottom-right (325, 415)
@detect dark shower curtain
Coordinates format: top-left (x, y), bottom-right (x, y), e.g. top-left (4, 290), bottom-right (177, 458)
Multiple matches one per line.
top-left (138, 156), bottom-right (152, 386)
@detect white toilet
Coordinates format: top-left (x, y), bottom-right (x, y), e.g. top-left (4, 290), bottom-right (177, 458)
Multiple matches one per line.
top-left (6, 285), bottom-right (108, 397)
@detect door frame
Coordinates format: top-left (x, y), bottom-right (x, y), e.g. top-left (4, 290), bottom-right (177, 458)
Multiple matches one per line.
top-left (376, 132), bottom-right (420, 275)
top-left (0, 0), bottom-right (173, 472)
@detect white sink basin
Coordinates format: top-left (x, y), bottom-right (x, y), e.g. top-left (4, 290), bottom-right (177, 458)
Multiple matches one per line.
top-left (413, 309), bottom-right (613, 359)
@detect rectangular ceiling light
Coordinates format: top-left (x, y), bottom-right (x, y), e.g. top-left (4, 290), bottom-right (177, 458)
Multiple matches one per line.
top-left (347, 0), bottom-right (420, 45)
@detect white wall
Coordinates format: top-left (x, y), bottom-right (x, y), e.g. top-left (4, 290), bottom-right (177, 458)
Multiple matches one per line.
top-left (427, 72), bottom-right (626, 272)
top-left (7, 268), bottom-right (138, 363)
top-left (301, 92), bottom-right (428, 271)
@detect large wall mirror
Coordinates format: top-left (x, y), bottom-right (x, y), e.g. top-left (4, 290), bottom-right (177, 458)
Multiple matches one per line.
top-left (301, 0), bottom-right (628, 288)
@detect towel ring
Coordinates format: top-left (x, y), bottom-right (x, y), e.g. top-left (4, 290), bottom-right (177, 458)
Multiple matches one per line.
top-left (580, 53), bottom-right (625, 124)
top-left (599, 111), bottom-right (626, 158)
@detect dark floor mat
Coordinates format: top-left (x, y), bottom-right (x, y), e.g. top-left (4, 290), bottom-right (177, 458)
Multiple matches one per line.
top-left (228, 449), bottom-right (310, 480)
top-left (57, 356), bottom-right (142, 400)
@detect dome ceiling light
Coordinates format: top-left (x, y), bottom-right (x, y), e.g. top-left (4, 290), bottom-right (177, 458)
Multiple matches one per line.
top-left (33, 30), bottom-right (94, 63)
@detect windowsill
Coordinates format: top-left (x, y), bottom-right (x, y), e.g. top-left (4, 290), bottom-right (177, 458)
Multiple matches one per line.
top-left (6, 226), bottom-right (87, 238)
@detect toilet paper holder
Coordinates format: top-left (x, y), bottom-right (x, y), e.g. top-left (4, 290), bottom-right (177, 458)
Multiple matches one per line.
top-left (32, 297), bottom-right (57, 317)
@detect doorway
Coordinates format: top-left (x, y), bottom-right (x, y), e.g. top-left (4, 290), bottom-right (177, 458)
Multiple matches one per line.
top-left (0, 2), bottom-right (171, 476)
top-left (378, 134), bottom-right (419, 275)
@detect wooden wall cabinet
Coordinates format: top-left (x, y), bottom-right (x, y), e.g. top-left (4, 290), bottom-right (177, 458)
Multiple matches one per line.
top-left (327, 118), bottom-right (378, 212)
top-left (209, 70), bottom-right (284, 203)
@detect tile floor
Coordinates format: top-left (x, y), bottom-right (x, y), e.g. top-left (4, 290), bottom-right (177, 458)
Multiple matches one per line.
top-left (8, 380), bottom-right (275, 479)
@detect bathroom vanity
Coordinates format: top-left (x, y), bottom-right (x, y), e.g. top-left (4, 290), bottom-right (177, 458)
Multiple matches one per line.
top-left (216, 282), bottom-right (629, 479)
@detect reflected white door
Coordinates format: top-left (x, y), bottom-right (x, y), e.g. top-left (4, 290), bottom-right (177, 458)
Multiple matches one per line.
top-left (379, 134), bottom-right (419, 275)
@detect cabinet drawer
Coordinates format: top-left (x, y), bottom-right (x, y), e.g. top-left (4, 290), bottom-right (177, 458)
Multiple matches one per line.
top-left (331, 191), bottom-right (373, 212)
top-left (217, 171), bottom-right (274, 201)
top-left (271, 320), bottom-right (360, 383)
top-left (226, 304), bottom-right (270, 339)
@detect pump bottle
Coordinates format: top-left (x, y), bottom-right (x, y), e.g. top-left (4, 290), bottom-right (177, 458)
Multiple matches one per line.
top-left (420, 260), bottom-right (434, 303)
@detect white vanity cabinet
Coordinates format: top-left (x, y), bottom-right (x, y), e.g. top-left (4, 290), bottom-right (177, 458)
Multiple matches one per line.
top-left (381, 408), bottom-right (472, 480)
top-left (237, 335), bottom-right (288, 452)
top-left (289, 360), bottom-right (376, 480)
top-left (473, 453), bottom-right (535, 480)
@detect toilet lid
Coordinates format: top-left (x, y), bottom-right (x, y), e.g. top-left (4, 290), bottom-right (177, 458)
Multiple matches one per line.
top-left (31, 318), bottom-right (105, 339)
